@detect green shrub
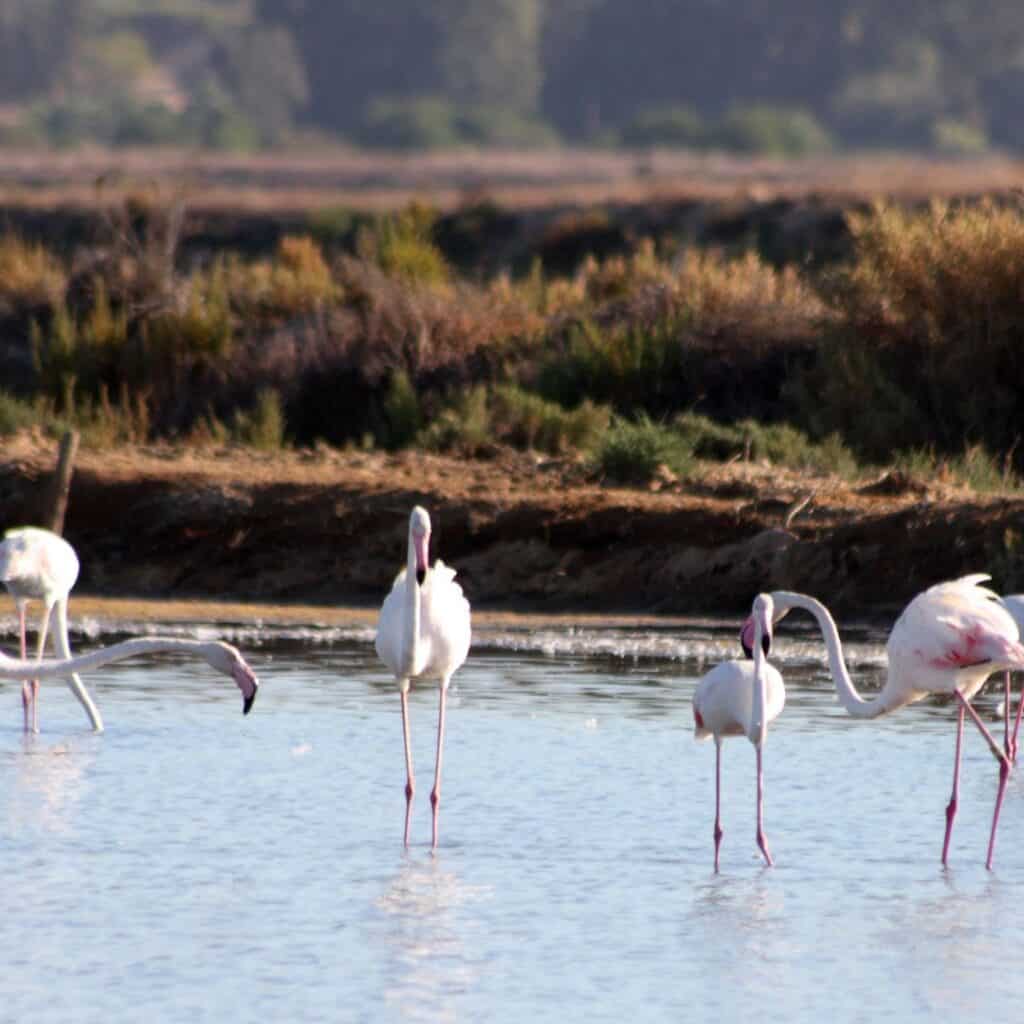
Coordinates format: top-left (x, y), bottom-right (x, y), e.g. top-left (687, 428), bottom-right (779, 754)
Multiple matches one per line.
top-left (619, 105), bottom-right (705, 147)
top-left (234, 389), bottom-right (286, 450)
top-left (0, 391), bottom-right (49, 436)
top-left (359, 97), bottom-right (461, 149)
top-left (713, 105), bottom-right (832, 156)
top-left (359, 205), bottom-right (449, 285)
top-left (490, 385), bottom-right (610, 453)
top-left (594, 414), bottom-right (693, 484)
top-left (381, 369), bottom-right (422, 450)
top-left (419, 386), bottom-right (491, 454)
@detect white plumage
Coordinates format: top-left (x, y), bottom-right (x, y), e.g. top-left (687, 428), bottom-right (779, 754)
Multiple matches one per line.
top-left (375, 506), bottom-right (471, 848)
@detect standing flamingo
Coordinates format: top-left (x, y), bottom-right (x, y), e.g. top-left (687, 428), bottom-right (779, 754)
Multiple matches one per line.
top-left (741, 575), bottom-right (1024, 869)
top-left (0, 637), bottom-right (258, 717)
top-left (693, 593), bottom-right (785, 872)
top-left (375, 506), bottom-right (471, 849)
top-left (0, 527), bottom-right (100, 732)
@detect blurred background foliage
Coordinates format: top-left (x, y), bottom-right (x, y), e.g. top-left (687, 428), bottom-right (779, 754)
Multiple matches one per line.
top-left (0, 0), bottom-right (1022, 153)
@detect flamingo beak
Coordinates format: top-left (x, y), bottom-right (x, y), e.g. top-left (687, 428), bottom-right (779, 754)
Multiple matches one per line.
top-left (414, 531), bottom-right (429, 586)
top-left (233, 663), bottom-right (259, 714)
top-left (740, 617), bottom-right (755, 659)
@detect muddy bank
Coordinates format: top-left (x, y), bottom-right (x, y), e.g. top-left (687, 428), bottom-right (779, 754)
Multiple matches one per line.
top-left (3, 436), bottom-right (1024, 619)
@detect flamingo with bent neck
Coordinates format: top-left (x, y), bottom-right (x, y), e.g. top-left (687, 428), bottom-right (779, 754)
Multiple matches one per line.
top-left (375, 506), bottom-right (471, 849)
top-left (0, 526), bottom-right (97, 732)
top-left (0, 637), bottom-right (258, 722)
top-left (693, 592), bottom-right (785, 871)
top-left (741, 575), bottom-right (1024, 869)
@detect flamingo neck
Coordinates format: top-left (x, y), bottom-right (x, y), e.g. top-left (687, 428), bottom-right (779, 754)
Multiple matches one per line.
top-left (749, 618), bottom-right (768, 747)
top-left (771, 591), bottom-right (890, 719)
top-left (0, 636), bottom-right (214, 679)
top-left (400, 533), bottom-right (422, 676)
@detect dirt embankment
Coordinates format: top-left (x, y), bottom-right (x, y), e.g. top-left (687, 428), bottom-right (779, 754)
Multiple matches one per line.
top-left (3, 435), bottom-right (1024, 619)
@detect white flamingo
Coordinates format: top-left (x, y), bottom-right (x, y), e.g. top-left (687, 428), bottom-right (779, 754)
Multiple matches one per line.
top-left (742, 575), bottom-right (1024, 869)
top-left (0, 527), bottom-right (99, 732)
top-left (693, 593), bottom-right (785, 872)
top-left (0, 637), bottom-right (258, 718)
top-left (375, 506), bottom-right (471, 848)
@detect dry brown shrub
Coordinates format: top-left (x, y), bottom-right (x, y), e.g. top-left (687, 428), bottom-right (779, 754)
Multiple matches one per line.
top-left (0, 234), bottom-right (67, 309)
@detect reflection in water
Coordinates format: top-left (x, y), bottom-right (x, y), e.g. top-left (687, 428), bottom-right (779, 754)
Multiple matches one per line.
top-left (6, 736), bottom-right (94, 835)
top-left (373, 855), bottom-right (492, 1024)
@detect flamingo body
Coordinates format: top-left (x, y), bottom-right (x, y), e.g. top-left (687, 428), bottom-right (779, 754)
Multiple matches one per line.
top-left (694, 593), bottom-right (783, 871)
top-left (375, 506), bottom-right (471, 848)
top-left (0, 526), bottom-right (99, 732)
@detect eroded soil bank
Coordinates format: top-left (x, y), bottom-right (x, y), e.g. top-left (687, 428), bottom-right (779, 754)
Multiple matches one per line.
top-left (3, 434), bottom-right (1024, 619)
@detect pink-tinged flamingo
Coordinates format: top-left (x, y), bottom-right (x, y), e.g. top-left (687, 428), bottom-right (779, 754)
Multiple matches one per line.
top-left (741, 575), bottom-right (1024, 869)
top-left (694, 593), bottom-right (785, 872)
top-left (0, 527), bottom-right (99, 732)
top-left (375, 506), bottom-right (471, 849)
top-left (0, 637), bottom-right (258, 717)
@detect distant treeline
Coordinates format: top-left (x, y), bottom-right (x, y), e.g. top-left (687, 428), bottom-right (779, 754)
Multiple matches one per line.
top-left (1, 1), bottom-right (1022, 153)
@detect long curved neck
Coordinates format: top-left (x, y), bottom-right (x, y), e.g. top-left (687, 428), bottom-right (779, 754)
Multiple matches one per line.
top-left (749, 622), bottom-right (768, 746)
top-left (400, 535), bottom-right (421, 676)
top-left (0, 637), bottom-right (212, 680)
top-left (771, 591), bottom-right (890, 719)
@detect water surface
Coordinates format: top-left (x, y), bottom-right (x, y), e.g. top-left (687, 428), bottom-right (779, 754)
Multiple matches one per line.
top-left (0, 615), bottom-right (1021, 1022)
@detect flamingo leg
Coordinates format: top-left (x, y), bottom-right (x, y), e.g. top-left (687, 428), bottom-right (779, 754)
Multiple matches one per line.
top-left (29, 607), bottom-right (52, 735)
top-left (755, 744), bottom-right (773, 867)
top-left (956, 690), bottom-right (1012, 770)
top-left (400, 685), bottom-right (415, 847)
top-left (1011, 671), bottom-right (1024, 764)
top-left (713, 741), bottom-right (723, 873)
top-left (942, 702), bottom-right (965, 866)
top-left (17, 604), bottom-right (30, 733)
top-left (1004, 671), bottom-right (1012, 759)
top-left (430, 680), bottom-right (449, 850)
top-left (986, 753), bottom-right (1011, 871)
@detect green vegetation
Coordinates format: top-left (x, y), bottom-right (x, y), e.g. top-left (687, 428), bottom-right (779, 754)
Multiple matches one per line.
top-left (1, 3), bottom-right (1023, 153)
top-left (2, 196), bottom-right (1024, 495)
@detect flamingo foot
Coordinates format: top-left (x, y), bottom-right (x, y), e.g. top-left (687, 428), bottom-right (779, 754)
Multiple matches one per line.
top-left (757, 829), bottom-right (774, 868)
top-left (713, 823), bottom-right (723, 873)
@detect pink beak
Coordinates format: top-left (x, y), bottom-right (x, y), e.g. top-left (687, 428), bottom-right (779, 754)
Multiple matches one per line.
top-left (233, 663), bottom-right (259, 714)
top-left (740, 616), bottom-right (756, 658)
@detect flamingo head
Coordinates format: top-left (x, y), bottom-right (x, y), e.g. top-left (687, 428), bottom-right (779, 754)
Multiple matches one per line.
top-left (204, 641), bottom-right (259, 714)
top-left (740, 593), bottom-right (774, 660)
top-left (409, 505), bottom-right (431, 586)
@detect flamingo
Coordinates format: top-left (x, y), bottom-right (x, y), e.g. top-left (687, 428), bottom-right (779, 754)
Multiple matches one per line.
top-left (0, 527), bottom-right (99, 733)
top-left (741, 575), bottom-right (1024, 869)
top-left (0, 636), bottom-right (258, 718)
top-left (693, 593), bottom-right (785, 872)
top-left (375, 506), bottom-right (471, 849)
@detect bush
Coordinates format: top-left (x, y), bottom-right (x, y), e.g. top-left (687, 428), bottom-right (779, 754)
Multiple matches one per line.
top-left (595, 415), bottom-right (693, 484)
top-left (381, 369), bottom-right (422, 450)
top-left (234, 389), bottom-right (286, 450)
top-left (712, 105), bottom-right (832, 156)
top-left (489, 386), bottom-right (610, 453)
top-left (619, 105), bottom-right (705, 148)
top-left (358, 205), bottom-right (449, 285)
top-left (358, 97), bottom-right (462, 149)
top-left (0, 234), bottom-right (66, 309)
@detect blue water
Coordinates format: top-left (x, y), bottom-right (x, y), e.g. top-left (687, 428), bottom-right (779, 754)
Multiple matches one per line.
top-left (0, 616), bottom-right (1022, 1023)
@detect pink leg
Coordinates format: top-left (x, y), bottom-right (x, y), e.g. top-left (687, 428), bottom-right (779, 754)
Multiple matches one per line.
top-left (957, 691), bottom-right (1012, 770)
top-left (986, 755), bottom-right (1011, 870)
top-left (400, 687), bottom-right (415, 847)
top-left (1011, 671), bottom-right (1024, 764)
top-left (1005, 672), bottom-right (1012, 759)
top-left (713, 741), bottom-right (723, 872)
top-left (430, 682), bottom-right (449, 850)
top-left (17, 605), bottom-right (30, 734)
top-left (942, 703), bottom-right (965, 866)
top-left (755, 744), bottom-right (773, 867)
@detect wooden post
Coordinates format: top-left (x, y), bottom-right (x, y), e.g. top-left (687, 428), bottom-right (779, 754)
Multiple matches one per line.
top-left (48, 429), bottom-right (79, 537)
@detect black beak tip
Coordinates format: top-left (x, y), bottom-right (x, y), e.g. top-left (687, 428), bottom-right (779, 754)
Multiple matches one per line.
top-left (243, 686), bottom-right (258, 715)
top-left (762, 635), bottom-right (771, 657)
top-left (741, 640), bottom-right (753, 659)
top-left (416, 568), bottom-right (426, 586)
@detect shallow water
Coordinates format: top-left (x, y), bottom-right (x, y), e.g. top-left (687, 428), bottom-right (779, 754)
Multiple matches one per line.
top-left (1, 615), bottom-right (1023, 1023)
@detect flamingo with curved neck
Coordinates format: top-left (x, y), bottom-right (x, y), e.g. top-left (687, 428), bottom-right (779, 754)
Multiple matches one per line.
top-left (0, 637), bottom-right (258, 722)
top-left (375, 506), bottom-right (471, 848)
top-left (694, 593), bottom-right (785, 871)
top-left (742, 575), bottom-right (1024, 868)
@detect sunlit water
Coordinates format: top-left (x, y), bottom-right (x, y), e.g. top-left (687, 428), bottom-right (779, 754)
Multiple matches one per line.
top-left (1, 614), bottom-right (1023, 1023)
